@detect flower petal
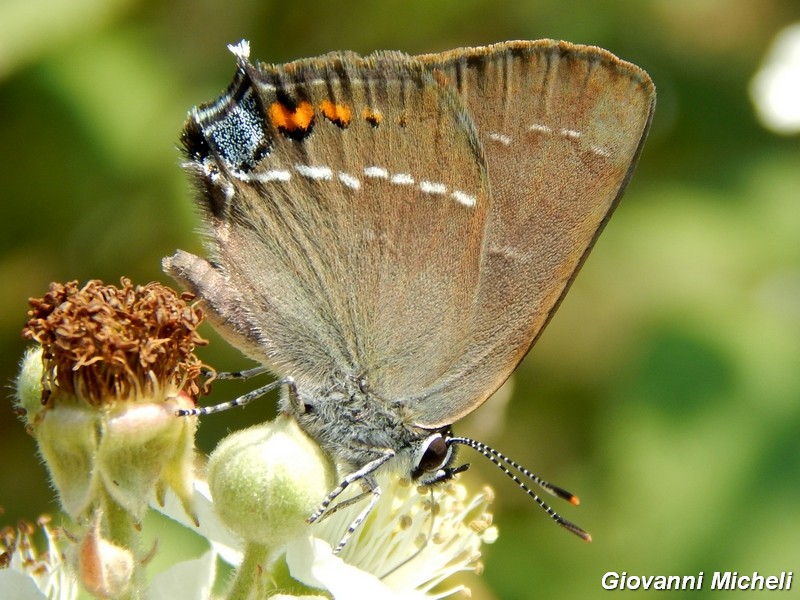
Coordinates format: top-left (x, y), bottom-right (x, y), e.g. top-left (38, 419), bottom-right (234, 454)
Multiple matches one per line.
top-left (751, 23), bottom-right (800, 133)
top-left (0, 570), bottom-right (48, 600)
top-left (149, 549), bottom-right (217, 600)
top-left (152, 479), bottom-right (243, 566)
top-left (285, 535), bottom-right (425, 600)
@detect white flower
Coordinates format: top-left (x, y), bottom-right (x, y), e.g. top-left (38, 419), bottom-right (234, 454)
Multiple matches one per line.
top-left (158, 473), bottom-right (496, 599)
top-left (0, 514), bottom-right (219, 600)
top-left (751, 23), bottom-right (800, 134)
top-left (0, 517), bottom-right (78, 600)
top-left (302, 475), bottom-right (497, 600)
top-left (149, 549), bottom-right (217, 600)
top-left (286, 477), bottom-right (497, 600)
top-left (153, 478), bottom-right (244, 567)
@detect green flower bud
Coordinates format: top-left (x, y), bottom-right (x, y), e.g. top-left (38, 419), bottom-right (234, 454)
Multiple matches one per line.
top-left (207, 415), bottom-right (336, 550)
top-left (78, 516), bottom-right (135, 599)
top-left (18, 279), bottom-right (209, 521)
top-left (96, 394), bottom-right (198, 520)
top-left (14, 346), bottom-right (45, 425)
top-left (35, 400), bottom-right (102, 518)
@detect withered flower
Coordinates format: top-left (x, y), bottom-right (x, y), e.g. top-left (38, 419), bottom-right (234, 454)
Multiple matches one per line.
top-left (23, 278), bottom-right (208, 406)
top-left (14, 279), bottom-right (209, 598)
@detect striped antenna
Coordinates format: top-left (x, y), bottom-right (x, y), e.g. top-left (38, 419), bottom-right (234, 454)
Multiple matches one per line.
top-left (447, 436), bottom-right (591, 542)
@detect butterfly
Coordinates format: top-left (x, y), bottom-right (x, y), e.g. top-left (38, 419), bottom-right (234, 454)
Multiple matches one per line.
top-left (164, 39), bottom-right (655, 551)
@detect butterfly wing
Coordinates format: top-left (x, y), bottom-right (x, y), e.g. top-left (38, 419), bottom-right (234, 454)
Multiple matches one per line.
top-left (165, 49), bottom-right (493, 394)
top-left (404, 40), bottom-right (656, 427)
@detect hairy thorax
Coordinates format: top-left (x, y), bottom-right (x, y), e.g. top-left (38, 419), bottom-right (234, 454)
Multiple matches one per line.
top-left (284, 381), bottom-right (429, 475)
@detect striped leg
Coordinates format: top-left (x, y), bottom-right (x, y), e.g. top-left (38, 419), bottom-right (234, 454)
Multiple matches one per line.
top-left (176, 376), bottom-right (297, 417)
top-left (332, 484), bottom-right (380, 555)
top-left (307, 451), bottom-right (394, 524)
top-left (307, 451), bottom-right (395, 554)
top-left (206, 365), bottom-right (269, 380)
top-left (312, 489), bottom-right (373, 522)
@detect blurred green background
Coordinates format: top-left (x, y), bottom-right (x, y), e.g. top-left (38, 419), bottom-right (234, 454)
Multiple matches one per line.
top-left (2, 0), bottom-right (799, 598)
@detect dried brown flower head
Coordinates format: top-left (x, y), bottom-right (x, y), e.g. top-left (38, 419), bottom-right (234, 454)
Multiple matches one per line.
top-left (23, 279), bottom-right (210, 405)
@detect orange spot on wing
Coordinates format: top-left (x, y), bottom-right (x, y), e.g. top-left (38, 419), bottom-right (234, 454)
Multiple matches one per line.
top-left (269, 100), bottom-right (314, 131)
top-left (362, 108), bottom-right (383, 127)
top-left (320, 100), bottom-right (352, 127)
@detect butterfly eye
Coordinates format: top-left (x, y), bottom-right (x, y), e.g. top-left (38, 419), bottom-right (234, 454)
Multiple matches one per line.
top-left (412, 433), bottom-right (451, 479)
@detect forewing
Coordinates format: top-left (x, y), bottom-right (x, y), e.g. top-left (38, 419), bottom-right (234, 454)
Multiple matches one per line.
top-left (407, 40), bottom-right (656, 426)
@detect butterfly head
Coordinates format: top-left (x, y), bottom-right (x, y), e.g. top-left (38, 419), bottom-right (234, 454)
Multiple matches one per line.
top-left (410, 430), bottom-right (469, 485)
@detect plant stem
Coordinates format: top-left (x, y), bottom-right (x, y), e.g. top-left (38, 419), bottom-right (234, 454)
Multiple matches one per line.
top-left (226, 542), bottom-right (271, 600)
